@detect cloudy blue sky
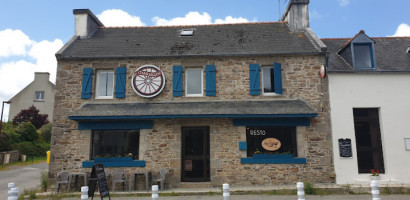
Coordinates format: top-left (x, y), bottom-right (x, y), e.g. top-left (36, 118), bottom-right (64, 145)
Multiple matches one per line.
top-left (0, 0), bottom-right (409, 120)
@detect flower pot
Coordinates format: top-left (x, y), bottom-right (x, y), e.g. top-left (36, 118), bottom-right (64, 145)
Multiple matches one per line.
top-left (370, 175), bottom-right (380, 180)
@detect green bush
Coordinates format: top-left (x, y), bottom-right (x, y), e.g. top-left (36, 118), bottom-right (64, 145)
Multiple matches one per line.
top-left (10, 132), bottom-right (21, 144)
top-left (39, 123), bottom-right (52, 143)
top-left (13, 141), bottom-right (50, 157)
top-left (0, 132), bottom-right (12, 151)
top-left (16, 122), bottom-right (38, 142)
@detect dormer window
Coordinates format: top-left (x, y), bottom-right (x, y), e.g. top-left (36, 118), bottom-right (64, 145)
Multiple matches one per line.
top-left (352, 43), bottom-right (374, 68)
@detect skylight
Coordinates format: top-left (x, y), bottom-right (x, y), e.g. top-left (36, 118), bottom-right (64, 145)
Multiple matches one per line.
top-left (180, 29), bottom-right (194, 36)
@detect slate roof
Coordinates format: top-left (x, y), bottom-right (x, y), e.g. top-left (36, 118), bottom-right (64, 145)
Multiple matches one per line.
top-left (68, 100), bottom-right (317, 120)
top-left (56, 22), bottom-right (323, 60)
top-left (323, 37), bottom-right (410, 73)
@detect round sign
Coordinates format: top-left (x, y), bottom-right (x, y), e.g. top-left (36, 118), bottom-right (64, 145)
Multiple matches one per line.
top-left (132, 65), bottom-right (166, 98)
top-left (261, 138), bottom-right (281, 151)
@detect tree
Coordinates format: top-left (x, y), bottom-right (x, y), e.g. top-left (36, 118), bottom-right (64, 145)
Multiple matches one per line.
top-left (12, 105), bottom-right (49, 129)
top-left (16, 122), bottom-right (38, 142)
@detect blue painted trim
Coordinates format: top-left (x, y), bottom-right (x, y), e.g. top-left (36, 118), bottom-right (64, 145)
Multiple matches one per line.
top-left (205, 65), bottom-right (216, 96)
top-left (82, 160), bottom-right (146, 168)
top-left (70, 114), bottom-right (317, 121)
top-left (241, 157), bottom-right (306, 164)
top-left (81, 68), bottom-right (93, 99)
top-left (173, 65), bottom-right (183, 97)
top-left (351, 42), bottom-right (375, 69)
top-left (239, 142), bottom-right (247, 150)
top-left (274, 62), bottom-right (282, 95)
top-left (249, 64), bottom-right (260, 96)
top-left (78, 120), bottom-right (153, 130)
top-left (233, 118), bottom-right (312, 127)
top-left (115, 67), bottom-right (126, 98)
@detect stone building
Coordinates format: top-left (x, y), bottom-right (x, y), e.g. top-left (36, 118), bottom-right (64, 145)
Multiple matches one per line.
top-left (8, 72), bottom-right (55, 122)
top-left (51, 0), bottom-right (334, 188)
top-left (324, 31), bottom-right (410, 184)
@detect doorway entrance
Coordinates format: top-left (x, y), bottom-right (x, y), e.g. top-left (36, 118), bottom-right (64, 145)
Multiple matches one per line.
top-left (353, 108), bottom-right (385, 174)
top-left (181, 126), bottom-right (210, 182)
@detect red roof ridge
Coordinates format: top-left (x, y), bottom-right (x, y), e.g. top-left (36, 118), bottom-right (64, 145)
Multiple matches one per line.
top-left (99, 21), bottom-right (288, 29)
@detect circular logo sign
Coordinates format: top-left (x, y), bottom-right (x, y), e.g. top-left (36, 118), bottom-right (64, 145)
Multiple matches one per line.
top-left (132, 65), bottom-right (166, 98)
top-left (261, 138), bottom-right (281, 151)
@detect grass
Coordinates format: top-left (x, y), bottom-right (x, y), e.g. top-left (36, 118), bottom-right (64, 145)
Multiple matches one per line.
top-left (0, 156), bottom-right (46, 171)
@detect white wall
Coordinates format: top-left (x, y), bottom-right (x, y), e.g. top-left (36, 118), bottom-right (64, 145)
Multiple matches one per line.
top-left (329, 73), bottom-right (410, 185)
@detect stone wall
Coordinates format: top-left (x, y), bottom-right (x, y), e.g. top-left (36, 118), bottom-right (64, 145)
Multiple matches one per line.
top-left (50, 55), bottom-right (334, 186)
top-left (0, 150), bottom-right (20, 164)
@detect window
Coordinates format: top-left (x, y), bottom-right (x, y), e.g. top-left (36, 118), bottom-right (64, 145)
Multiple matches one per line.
top-left (96, 70), bottom-right (114, 98)
top-left (185, 68), bottom-right (203, 96)
top-left (91, 130), bottom-right (140, 160)
top-left (353, 43), bottom-right (374, 68)
top-left (246, 127), bottom-right (297, 157)
top-left (262, 66), bottom-right (275, 95)
top-left (35, 91), bottom-right (44, 101)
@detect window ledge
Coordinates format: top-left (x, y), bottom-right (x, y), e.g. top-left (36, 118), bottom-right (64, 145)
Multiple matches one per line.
top-left (241, 157), bottom-right (306, 164)
top-left (34, 100), bottom-right (45, 102)
top-left (82, 158), bottom-right (145, 168)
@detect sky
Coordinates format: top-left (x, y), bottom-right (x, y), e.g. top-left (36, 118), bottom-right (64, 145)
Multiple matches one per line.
top-left (0, 0), bottom-right (409, 120)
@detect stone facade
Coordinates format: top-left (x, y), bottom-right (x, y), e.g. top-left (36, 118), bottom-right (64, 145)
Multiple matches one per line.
top-left (50, 55), bottom-right (334, 186)
top-left (0, 150), bottom-right (20, 164)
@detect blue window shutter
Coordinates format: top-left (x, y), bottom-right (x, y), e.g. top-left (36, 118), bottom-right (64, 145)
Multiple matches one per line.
top-left (115, 67), bottom-right (127, 98)
top-left (81, 68), bottom-right (93, 99)
top-left (173, 65), bottom-right (183, 96)
top-left (205, 65), bottom-right (216, 96)
top-left (249, 64), bottom-right (260, 96)
top-left (274, 62), bottom-right (282, 95)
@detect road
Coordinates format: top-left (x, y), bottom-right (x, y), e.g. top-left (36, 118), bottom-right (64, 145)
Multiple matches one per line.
top-left (0, 162), bottom-right (48, 199)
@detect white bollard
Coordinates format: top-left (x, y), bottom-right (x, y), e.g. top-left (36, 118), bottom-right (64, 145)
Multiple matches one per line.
top-left (223, 183), bottom-right (230, 200)
top-left (370, 180), bottom-right (381, 200)
top-left (152, 185), bottom-right (159, 200)
top-left (8, 187), bottom-right (19, 200)
top-left (297, 182), bottom-right (305, 200)
top-left (81, 186), bottom-right (89, 200)
top-left (8, 182), bottom-right (15, 198)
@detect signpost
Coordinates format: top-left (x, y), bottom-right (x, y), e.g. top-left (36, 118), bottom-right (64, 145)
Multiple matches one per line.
top-left (88, 164), bottom-right (110, 200)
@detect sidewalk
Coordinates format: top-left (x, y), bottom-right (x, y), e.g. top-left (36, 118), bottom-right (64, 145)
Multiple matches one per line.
top-left (52, 184), bottom-right (410, 200)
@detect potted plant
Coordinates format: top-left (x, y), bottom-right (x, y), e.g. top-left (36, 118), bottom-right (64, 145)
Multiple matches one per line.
top-left (370, 169), bottom-right (381, 180)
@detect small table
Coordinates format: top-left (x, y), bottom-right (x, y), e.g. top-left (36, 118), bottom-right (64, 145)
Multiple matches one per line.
top-left (128, 171), bottom-right (151, 192)
top-left (69, 172), bottom-right (88, 191)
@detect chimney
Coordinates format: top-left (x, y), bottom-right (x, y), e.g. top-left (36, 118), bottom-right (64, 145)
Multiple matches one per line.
top-left (73, 9), bottom-right (104, 38)
top-left (281, 0), bottom-right (310, 32)
top-left (34, 72), bottom-right (50, 82)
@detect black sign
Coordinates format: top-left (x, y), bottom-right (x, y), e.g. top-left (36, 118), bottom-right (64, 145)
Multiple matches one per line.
top-left (338, 138), bottom-right (352, 157)
top-left (88, 164), bottom-right (110, 200)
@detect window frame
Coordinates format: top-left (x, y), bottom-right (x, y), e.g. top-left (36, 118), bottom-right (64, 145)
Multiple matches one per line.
top-left (352, 42), bottom-right (375, 69)
top-left (261, 66), bottom-right (278, 96)
top-left (34, 91), bottom-right (45, 101)
top-left (90, 129), bottom-right (140, 160)
top-left (185, 67), bottom-right (204, 97)
top-left (246, 126), bottom-right (297, 157)
top-left (95, 70), bottom-right (115, 99)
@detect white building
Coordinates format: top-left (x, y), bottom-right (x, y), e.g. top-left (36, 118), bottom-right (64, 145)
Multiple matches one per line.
top-left (324, 31), bottom-right (410, 184)
top-left (8, 72), bottom-right (55, 122)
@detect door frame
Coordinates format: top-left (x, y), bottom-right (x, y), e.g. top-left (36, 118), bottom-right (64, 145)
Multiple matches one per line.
top-left (181, 126), bottom-right (210, 182)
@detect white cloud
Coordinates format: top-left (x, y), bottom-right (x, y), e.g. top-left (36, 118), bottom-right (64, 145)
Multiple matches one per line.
top-left (0, 29), bottom-right (33, 57)
top-left (98, 9), bottom-right (145, 27)
top-left (153, 12), bottom-right (213, 26)
top-left (214, 16), bottom-right (251, 24)
top-left (338, 0), bottom-right (350, 7)
top-left (0, 29), bottom-right (63, 120)
top-left (389, 23), bottom-right (410, 37)
top-left (153, 11), bottom-right (253, 26)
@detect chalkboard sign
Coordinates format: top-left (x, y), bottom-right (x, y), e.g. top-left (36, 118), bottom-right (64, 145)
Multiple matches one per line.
top-left (88, 164), bottom-right (110, 200)
top-left (338, 138), bottom-right (352, 157)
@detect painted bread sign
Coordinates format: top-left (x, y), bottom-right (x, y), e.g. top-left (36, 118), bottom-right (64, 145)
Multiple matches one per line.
top-left (132, 65), bottom-right (166, 98)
